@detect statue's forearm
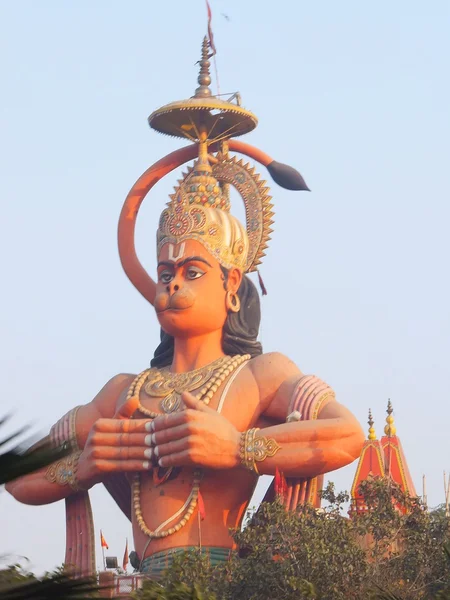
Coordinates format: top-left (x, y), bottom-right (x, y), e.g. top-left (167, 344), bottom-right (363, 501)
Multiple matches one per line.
top-left (5, 433), bottom-right (80, 505)
top-left (6, 468), bottom-right (75, 505)
top-left (6, 375), bottom-right (135, 505)
top-left (244, 416), bottom-right (364, 478)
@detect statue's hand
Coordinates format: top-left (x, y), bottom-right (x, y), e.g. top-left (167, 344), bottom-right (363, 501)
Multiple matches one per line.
top-left (76, 398), bottom-right (153, 488)
top-left (150, 392), bottom-right (241, 470)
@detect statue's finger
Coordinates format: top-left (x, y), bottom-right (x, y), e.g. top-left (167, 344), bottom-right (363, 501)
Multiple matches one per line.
top-left (157, 449), bottom-right (193, 469)
top-left (93, 418), bottom-right (153, 434)
top-left (91, 432), bottom-right (148, 447)
top-left (93, 459), bottom-right (153, 473)
top-left (89, 446), bottom-right (153, 461)
top-left (151, 423), bottom-right (191, 445)
top-left (154, 436), bottom-right (190, 459)
top-left (181, 391), bottom-right (216, 413)
top-left (151, 410), bottom-right (196, 432)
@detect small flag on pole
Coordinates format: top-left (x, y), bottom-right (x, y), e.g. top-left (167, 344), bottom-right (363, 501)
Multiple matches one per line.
top-left (100, 530), bottom-right (109, 550)
top-left (205, 0), bottom-right (217, 55)
top-left (274, 468), bottom-right (287, 501)
top-left (198, 490), bottom-right (206, 521)
top-left (122, 538), bottom-right (129, 571)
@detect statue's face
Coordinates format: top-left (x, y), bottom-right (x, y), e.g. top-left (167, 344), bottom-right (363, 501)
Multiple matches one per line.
top-left (154, 239), bottom-right (241, 337)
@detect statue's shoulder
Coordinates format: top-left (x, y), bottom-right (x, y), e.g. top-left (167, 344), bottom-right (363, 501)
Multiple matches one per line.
top-left (245, 352), bottom-right (303, 406)
top-left (248, 351), bottom-right (301, 378)
top-left (106, 373), bottom-right (137, 396)
top-left (109, 372), bottom-right (138, 387)
top-left (95, 372), bottom-right (137, 416)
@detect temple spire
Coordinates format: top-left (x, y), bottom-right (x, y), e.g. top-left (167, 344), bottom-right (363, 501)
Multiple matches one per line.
top-left (384, 399), bottom-right (396, 436)
top-left (351, 400), bottom-right (417, 515)
top-left (368, 409), bottom-right (377, 440)
top-left (350, 407), bottom-right (384, 515)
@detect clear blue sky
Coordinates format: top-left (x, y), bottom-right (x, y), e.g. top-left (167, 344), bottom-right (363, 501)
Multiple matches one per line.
top-left (1, 0), bottom-right (449, 574)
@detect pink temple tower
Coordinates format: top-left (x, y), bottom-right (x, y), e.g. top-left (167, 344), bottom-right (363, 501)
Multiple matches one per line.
top-left (350, 401), bottom-right (416, 515)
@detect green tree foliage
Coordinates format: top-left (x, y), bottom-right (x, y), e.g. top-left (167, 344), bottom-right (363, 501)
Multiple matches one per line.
top-left (356, 478), bottom-right (450, 599)
top-left (132, 552), bottom-right (219, 600)
top-left (3, 412), bottom-right (450, 599)
top-left (134, 479), bottom-right (450, 600)
top-left (0, 416), bottom-right (70, 486)
top-left (133, 578), bottom-right (215, 600)
top-left (224, 491), bottom-right (366, 600)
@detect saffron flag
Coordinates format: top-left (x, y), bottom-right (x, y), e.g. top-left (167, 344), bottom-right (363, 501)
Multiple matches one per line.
top-left (122, 538), bottom-right (129, 571)
top-left (100, 530), bottom-right (109, 550)
top-left (198, 490), bottom-right (206, 521)
top-left (205, 0), bottom-right (217, 55)
top-left (274, 468), bottom-right (287, 501)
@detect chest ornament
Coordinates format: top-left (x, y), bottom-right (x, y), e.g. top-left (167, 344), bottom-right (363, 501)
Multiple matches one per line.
top-left (127, 353), bottom-right (250, 541)
top-left (143, 355), bottom-right (230, 414)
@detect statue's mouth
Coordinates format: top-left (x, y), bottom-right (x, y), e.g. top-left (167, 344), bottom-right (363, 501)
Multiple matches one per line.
top-left (156, 302), bottom-right (194, 314)
top-left (156, 306), bottom-right (190, 314)
top-left (154, 290), bottom-right (195, 314)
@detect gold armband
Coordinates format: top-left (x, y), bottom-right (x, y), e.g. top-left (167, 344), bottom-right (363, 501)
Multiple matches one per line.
top-left (239, 428), bottom-right (281, 475)
top-left (45, 450), bottom-right (87, 492)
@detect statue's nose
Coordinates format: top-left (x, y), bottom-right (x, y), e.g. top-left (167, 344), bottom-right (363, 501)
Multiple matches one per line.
top-left (166, 281), bottom-right (181, 295)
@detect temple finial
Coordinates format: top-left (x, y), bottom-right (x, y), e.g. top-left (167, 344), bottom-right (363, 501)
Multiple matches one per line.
top-left (194, 37), bottom-right (212, 98)
top-left (368, 409), bottom-right (377, 440)
top-left (384, 398), bottom-right (396, 436)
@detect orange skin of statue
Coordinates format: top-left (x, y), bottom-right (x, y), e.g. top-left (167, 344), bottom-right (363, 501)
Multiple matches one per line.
top-left (6, 239), bottom-right (365, 558)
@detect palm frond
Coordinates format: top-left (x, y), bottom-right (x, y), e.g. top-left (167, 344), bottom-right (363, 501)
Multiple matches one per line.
top-left (0, 416), bottom-right (69, 485)
top-left (0, 572), bottom-right (103, 600)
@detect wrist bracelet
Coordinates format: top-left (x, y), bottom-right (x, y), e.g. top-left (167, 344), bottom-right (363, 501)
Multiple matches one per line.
top-left (239, 428), bottom-right (281, 475)
top-left (239, 428), bottom-right (260, 473)
top-left (45, 450), bottom-right (88, 492)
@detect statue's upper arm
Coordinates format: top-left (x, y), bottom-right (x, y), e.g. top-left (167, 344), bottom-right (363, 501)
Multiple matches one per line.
top-left (90, 373), bottom-right (136, 417)
top-left (316, 399), bottom-right (359, 424)
top-left (249, 353), bottom-right (303, 419)
top-left (71, 373), bottom-right (136, 448)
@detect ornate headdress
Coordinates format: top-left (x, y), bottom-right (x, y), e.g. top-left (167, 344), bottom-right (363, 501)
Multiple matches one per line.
top-left (152, 38), bottom-right (274, 273)
top-left (118, 37), bottom-right (309, 304)
top-left (157, 157), bottom-right (250, 271)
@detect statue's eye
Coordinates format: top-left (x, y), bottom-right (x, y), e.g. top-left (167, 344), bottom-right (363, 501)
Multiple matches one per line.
top-left (159, 270), bottom-right (173, 284)
top-left (186, 267), bottom-right (205, 280)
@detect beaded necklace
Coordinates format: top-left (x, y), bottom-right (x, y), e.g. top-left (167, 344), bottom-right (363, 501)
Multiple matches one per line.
top-left (144, 355), bottom-right (230, 413)
top-left (128, 354), bottom-right (250, 540)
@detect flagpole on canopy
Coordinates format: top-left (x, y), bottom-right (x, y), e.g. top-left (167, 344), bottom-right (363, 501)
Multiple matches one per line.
top-left (205, 0), bottom-right (220, 96)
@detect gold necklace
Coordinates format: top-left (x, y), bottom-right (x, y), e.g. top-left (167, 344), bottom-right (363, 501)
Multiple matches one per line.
top-left (127, 354), bottom-right (250, 540)
top-left (144, 355), bottom-right (230, 414)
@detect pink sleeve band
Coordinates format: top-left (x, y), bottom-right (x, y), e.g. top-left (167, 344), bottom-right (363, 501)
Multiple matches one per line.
top-left (289, 375), bottom-right (335, 421)
top-left (281, 374), bottom-right (336, 511)
top-left (50, 406), bottom-right (81, 449)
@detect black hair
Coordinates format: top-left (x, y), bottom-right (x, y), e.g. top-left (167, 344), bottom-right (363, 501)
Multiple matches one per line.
top-left (150, 269), bottom-right (262, 368)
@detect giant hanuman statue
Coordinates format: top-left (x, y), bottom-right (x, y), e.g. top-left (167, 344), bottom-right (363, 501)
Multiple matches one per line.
top-left (6, 38), bottom-right (364, 578)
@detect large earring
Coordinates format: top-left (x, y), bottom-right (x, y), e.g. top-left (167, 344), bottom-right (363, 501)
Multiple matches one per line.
top-left (226, 291), bottom-right (240, 313)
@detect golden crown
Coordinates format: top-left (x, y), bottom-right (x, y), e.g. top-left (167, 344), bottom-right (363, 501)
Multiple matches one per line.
top-left (157, 157), bottom-right (250, 271)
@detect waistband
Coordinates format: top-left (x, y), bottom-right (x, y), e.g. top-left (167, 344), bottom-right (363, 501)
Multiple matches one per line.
top-left (140, 546), bottom-right (231, 578)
